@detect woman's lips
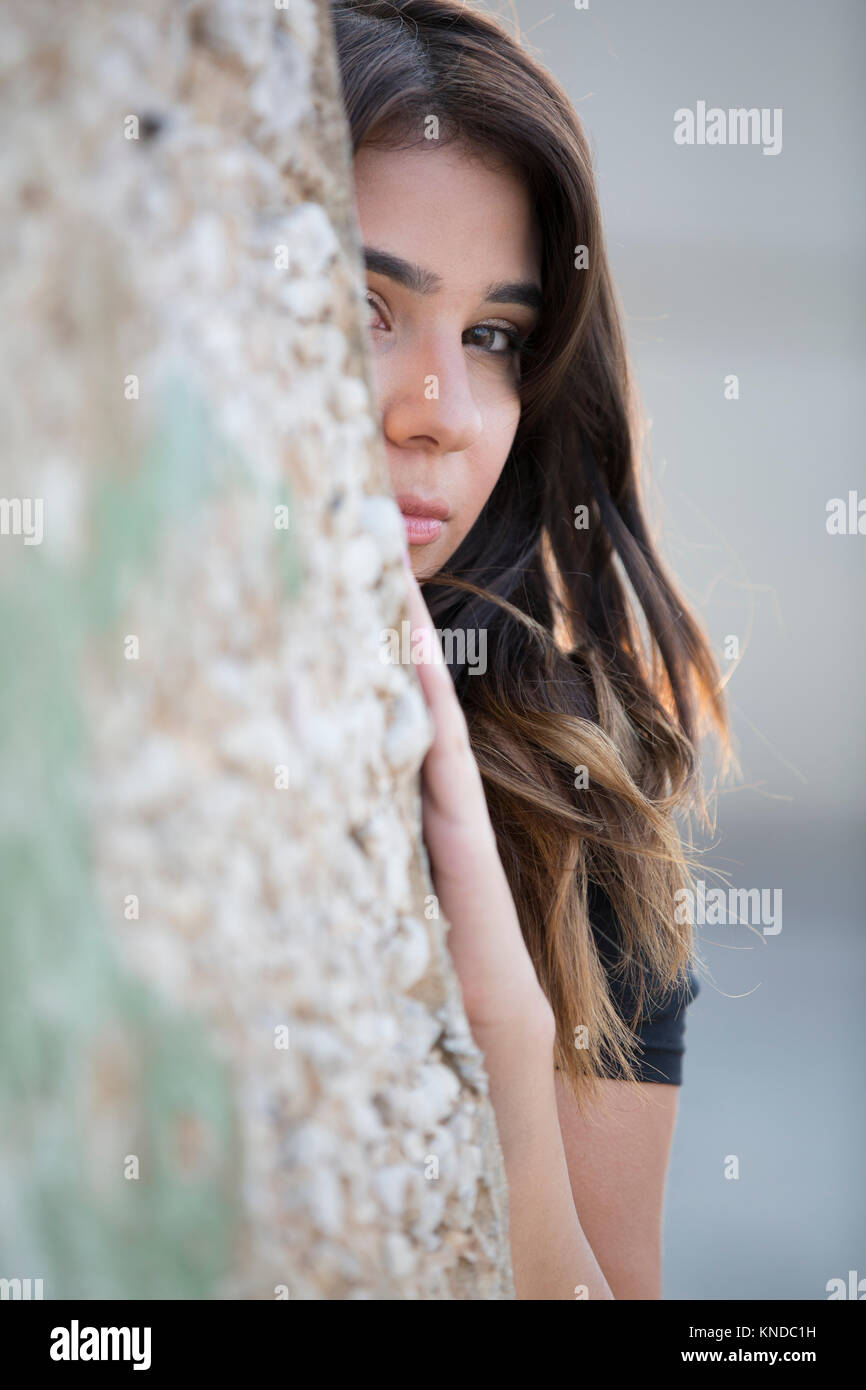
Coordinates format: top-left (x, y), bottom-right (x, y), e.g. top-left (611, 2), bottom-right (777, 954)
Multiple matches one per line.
top-left (401, 515), bottom-right (442, 545)
top-left (396, 494), bottom-right (449, 546)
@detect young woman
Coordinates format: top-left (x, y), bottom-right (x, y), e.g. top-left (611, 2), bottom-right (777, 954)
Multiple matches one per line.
top-left (332, 0), bottom-right (730, 1299)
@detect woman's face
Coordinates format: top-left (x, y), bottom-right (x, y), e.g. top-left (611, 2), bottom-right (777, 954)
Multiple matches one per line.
top-left (353, 140), bottom-right (543, 578)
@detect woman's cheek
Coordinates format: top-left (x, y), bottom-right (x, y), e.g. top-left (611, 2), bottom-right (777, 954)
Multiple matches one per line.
top-left (457, 444), bottom-right (516, 540)
top-left (481, 399), bottom-right (521, 489)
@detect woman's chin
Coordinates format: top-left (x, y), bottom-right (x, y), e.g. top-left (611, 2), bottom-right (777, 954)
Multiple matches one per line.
top-left (409, 538), bottom-right (453, 581)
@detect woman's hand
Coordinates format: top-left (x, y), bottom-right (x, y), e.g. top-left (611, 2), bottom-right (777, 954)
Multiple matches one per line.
top-left (401, 555), bottom-right (554, 1048)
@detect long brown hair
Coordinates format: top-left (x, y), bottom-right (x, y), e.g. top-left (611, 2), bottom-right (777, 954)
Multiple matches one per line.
top-left (331, 0), bottom-right (730, 1107)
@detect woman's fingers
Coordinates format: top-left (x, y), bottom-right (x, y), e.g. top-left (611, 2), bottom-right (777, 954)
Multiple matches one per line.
top-left (401, 561), bottom-right (490, 830)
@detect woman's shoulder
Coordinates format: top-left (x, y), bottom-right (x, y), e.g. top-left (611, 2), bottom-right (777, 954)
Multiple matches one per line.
top-left (586, 879), bottom-right (700, 1086)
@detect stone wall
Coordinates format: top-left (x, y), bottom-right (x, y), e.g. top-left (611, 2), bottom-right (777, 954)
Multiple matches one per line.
top-left (0, 0), bottom-right (513, 1299)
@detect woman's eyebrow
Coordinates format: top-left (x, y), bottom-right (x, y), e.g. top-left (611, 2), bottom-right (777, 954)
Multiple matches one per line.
top-left (363, 245), bottom-right (542, 312)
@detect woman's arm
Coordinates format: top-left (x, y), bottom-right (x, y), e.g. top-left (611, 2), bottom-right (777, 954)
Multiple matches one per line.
top-left (554, 1077), bottom-right (680, 1299)
top-left (475, 1012), bottom-right (614, 1299)
top-left (402, 557), bottom-right (613, 1299)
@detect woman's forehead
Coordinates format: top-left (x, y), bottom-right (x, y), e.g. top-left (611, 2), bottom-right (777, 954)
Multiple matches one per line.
top-left (353, 142), bottom-right (542, 289)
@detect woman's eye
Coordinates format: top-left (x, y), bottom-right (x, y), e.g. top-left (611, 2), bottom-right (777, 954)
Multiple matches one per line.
top-left (365, 292), bottom-right (386, 327)
top-left (363, 296), bottom-right (524, 357)
top-left (465, 324), bottom-right (523, 355)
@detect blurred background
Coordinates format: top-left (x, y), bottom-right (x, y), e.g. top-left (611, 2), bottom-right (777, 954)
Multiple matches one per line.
top-left (507, 0), bottom-right (865, 1298)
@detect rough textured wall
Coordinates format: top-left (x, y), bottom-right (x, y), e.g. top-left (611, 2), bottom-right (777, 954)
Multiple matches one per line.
top-left (0, 0), bottom-right (514, 1299)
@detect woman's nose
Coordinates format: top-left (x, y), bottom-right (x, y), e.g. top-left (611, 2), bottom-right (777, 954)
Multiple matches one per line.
top-left (378, 335), bottom-right (484, 456)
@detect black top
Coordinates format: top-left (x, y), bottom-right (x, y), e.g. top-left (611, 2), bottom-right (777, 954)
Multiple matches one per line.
top-left (572, 881), bottom-right (700, 1086)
